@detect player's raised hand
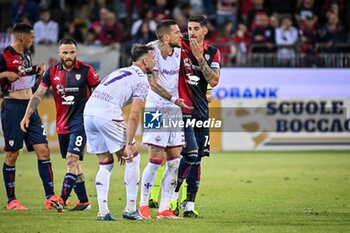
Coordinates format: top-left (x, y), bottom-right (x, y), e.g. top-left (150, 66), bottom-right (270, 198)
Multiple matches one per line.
top-left (175, 98), bottom-right (193, 110)
top-left (189, 38), bottom-right (203, 60)
top-left (20, 116), bottom-right (30, 133)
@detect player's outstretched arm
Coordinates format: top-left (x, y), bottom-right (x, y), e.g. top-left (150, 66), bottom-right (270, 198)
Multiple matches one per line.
top-left (124, 98), bottom-right (144, 161)
top-left (147, 72), bottom-right (192, 110)
top-left (20, 85), bottom-right (48, 132)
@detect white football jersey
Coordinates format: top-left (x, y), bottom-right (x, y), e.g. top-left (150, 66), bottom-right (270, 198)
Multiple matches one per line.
top-left (146, 41), bottom-right (181, 108)
top-left (84, 65), bottom-right (149, 121)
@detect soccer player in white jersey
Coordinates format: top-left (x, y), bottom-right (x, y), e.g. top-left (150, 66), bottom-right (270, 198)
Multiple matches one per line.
top-left (83, 44), bottom-right (155, 221)
top-left (138, 20), bottom-right (190, 220)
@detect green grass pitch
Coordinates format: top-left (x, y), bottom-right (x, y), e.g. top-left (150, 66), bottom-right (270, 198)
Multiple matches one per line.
top-left (0, 151), bottom-right (349, 233)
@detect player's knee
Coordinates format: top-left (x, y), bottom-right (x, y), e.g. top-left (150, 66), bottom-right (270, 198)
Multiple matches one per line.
top-left (35, 145), bottom-right (50, 160)
top-left (66, 155), bottom-right (79, 172)
top-left (5, 151), bottom-right (19, 166)
top-left (76, 173), bottom-right (85, 182)
top-left (184, 153), bottom-right (199, 164)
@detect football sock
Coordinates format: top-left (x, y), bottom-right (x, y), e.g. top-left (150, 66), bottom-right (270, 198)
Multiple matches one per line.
top-left (175, 154), bottom-right (195, 192)
top-left (139, 159), bottom-right (161, 206)
top-left (96, 161), bottom-right (114, 215)
top-left (124, 153), bottom-right (140, 212)
top-left (150, 164), bottom-right (165, 202)
top-left (185, 158), bottom-right (201, 209)
top-left (180, 181), bottom-right (188, 203)
top-left (3, 163), bottom-right (16, 202)
top-left (74, 173), bottom-right (89, 203)
top-left (185, 201), bottom-right (195, 212)
top-left (159, 157), bottom-right (180, 212)
top-left (38, 159), bottom-right (54, 198)
top-left (61, 173), bottom-right (77, 202)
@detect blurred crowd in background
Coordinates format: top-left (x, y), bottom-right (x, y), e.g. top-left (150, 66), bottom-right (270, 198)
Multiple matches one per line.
top-left (1, 0), bottom-right (350, 67)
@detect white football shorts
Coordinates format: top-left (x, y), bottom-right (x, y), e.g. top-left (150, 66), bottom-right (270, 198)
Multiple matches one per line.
top-left (84, 115), bottom-right (126, 154)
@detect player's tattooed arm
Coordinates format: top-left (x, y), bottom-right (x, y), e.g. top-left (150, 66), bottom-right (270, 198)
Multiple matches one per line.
top-left (27, 85), bottom-right (48, 115)
top-left (197, 57), bottom-right (220, 87)
top-left (147, 71), bottom-right (172, 100)
top-left (20, 85), bottom-right (48, 132)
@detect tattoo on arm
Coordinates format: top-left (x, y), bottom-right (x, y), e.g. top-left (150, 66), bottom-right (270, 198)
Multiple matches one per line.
top-left (197, 58), bottom-right (217, 82)
top-left (147, 73), bottom-right (172, 100)
top-left (27, 86), bottom-right (47, 116)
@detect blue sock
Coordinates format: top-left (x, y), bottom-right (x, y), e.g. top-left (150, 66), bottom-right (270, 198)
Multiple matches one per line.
top-left (74, 174), bottom-right (89, 203)
top-left (3, 163), bottom-right (16, 203)
top-left (38, 160), bottom-right (54, 198)
top-left (186, 158), bottom-right (201, 202)
top-left (175, 156), bottom-right (191, 192)
top-left (61, 173), bottom-right (77, 202)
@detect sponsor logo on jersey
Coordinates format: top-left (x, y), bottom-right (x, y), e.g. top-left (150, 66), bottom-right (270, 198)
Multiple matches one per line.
top-left (12, 60), bottom-right (20, 64)
top-left (56, 84), bottom-right (65, 94)
top-left (61, 95), bottom-right (75, 105)
top-left (161, 68), bottom-right (179, 76)
top-left (54, 76), bottom-right (60, 80)
top-left (186, 75), bottom-right (200, 86)
top-left (73, 147), bottom-right (80, 152)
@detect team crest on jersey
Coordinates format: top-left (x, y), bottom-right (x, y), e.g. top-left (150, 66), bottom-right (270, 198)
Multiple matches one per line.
top-left (175, 52), bottom-right (179, 58)
top-left (9, 140), bottom-right (14, 147)
top-left (155, 135), bottom-right (161, 142)
top-left (75, 74), bottom-right (81, 80)
top-left (205, 54), bottom-right (210, 61)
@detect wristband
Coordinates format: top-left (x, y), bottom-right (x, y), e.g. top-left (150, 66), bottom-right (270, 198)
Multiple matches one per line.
top-left (170, 96), bottom-right (177, 104)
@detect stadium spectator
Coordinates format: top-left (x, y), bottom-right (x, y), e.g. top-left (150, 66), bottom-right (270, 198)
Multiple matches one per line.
top-left (138, 20), bottom-right (188, 220)
top-left (251, 13), bottom-right (275, 53)
top-left (209, 20), bottom-right (235, 66)
top-left (247, 0), bottom-right (270, 29)
top-left (269, 14), bottom-right (280, 30)
top-left (295, 0), bottom-right (320, 28)
top-left (299, 15), bottom-right (319, 66)
top-left (89, 0), bottom-right (115, 23)
top-left (11, 0), bottom-right (40, 25)
top-left (59, 16), bottom-right (84, 43)
top-left (233, 23), bottom-right (251, 65)
top-left (21, 38), bottom-right (100, 212)
top-left (275, 16), bottom-right (298, 66)
top-left (131, 21), bottom-right (157, 45)
top-left (152, 0), bottom-right (171, 23)
top-left (33, 8), bottom-right (59, 45)
top-left (0, 23), bottom-right (57, 210)
top-left (131, 7), bottom-right (156, 37)
top-left (0, 25), bottom-right (14, 52)
top-left (174, 15), bottom-right (221, 218)
top-left (90, 8), bottom-right (123, 47)
top-left (83, 44), bottom-right (154, 221)
top-left (172, 2), bottom-right (193, 32)
top-left (240, 0), bottom-right (255, 25)
top-left (216, 0), bottom-right (239, 30)
top-left (318, 12), bottom-right (346, 53)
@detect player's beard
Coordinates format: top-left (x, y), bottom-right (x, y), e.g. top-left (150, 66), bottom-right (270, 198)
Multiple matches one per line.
top-left (62, 58), bottom-right (77, 70)
top-left (169, 41), bottom-right (181, 48)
